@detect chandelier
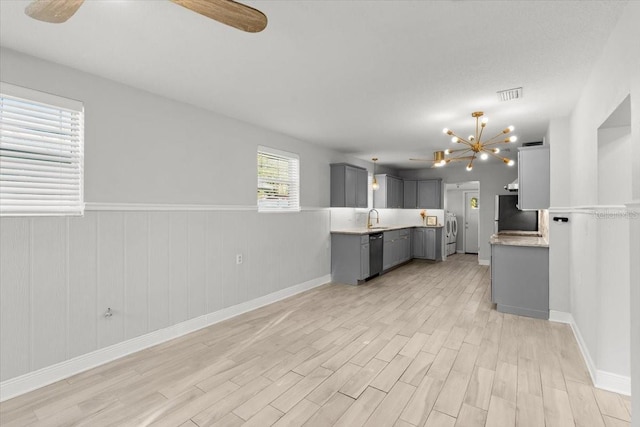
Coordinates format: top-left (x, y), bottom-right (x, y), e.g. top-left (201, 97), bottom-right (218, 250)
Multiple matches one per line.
top-left (438, 111), bottom-right (517, 171)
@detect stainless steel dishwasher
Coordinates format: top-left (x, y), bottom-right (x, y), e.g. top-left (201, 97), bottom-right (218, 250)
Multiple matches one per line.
top-left (369, 233), bottom-right (383, 277)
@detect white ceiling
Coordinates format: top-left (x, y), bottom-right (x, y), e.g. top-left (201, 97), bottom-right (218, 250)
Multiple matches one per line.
top-left (0, 0), bottom-right (627, 169)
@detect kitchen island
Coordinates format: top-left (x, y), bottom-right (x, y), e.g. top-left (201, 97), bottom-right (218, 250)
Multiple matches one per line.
top-left (490, 233), bottom-right (549, 319)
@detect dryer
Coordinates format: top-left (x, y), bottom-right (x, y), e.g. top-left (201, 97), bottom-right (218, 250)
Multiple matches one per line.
top-left (445, 212), bottom-right (457, 256)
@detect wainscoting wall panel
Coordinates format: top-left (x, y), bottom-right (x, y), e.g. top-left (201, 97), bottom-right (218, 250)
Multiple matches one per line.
top-left (32, 218), bottom-right (68, 373)
top-left (0, 207), bottom-right (331, 383)
top-left (68, 213), bottom-right (98, 360)
top-left (0, 218), bottom-right (30, 380)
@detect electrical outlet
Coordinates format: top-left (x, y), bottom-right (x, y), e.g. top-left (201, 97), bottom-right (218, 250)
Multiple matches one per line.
top-left (236, 254), bottom-right (243, 265)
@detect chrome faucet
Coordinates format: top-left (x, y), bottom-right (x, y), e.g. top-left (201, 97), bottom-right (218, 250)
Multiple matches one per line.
top-left (367, 209), bottom-right (380, 229)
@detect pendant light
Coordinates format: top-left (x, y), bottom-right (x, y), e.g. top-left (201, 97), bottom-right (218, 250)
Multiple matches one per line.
top-left (372, 158), bottom-right (379, 190)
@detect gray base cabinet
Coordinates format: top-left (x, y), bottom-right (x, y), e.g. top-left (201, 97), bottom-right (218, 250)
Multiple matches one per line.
top-left (491, 244), bottom-right (549, 319)
top-left (383, 229), bottom-right (411, 271)
top-left (332, 234), bottom-right (370, 285)
top-left (330, 163), bottom-right (368, 208)
top-left (412, 227), bottom-right (442, 261)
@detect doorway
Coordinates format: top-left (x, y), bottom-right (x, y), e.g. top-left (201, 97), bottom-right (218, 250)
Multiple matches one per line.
top-left (445, 181), bottom-right (479, 256)
top-left (463, 191), bottom-right (479, 254)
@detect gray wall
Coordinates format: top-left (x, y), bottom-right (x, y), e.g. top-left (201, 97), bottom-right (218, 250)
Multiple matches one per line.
top-left (0, 48), bottom-right (365, 207)
top-left (0, 48), bottom-right (355, 382)
top-left (399, 165), bottom-right (517, 263)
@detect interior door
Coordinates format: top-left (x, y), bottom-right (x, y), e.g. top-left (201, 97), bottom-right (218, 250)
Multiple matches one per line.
top-left (464, 191), bottom-right (479, 254)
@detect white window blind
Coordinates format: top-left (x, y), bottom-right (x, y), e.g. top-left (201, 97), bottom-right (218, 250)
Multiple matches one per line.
top-left (257, 146), bottom-right (300, 212)
top-left (0, 82), bottom-right (84, 216)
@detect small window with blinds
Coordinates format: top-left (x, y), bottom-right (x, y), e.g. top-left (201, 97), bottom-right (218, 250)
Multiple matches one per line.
top-left (0, 82), bottom-right (84, 216)
top-left (257, 146), bottom-right (300, 212)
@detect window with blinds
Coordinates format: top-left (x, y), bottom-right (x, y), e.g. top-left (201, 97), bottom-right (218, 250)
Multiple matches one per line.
top-left (257, 146), bottom-right (300, 212)
top-left (0, 82), bottom-right (84, 216)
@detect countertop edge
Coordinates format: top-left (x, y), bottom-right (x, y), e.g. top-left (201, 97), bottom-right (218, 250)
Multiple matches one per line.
top-left (489, 234), bottom-right (549, 248)
top-left (331, 225), bottom-right (444, 235)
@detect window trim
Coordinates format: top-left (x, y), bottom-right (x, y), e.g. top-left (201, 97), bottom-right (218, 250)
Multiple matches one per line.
top-left (257, 145), bottom-right (300, 213)
top-left (0, 82), bottom-right (85, 217)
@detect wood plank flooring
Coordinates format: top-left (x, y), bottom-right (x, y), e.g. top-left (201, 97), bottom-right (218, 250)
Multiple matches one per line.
top-left (0, 254), bottom-right (631, 426)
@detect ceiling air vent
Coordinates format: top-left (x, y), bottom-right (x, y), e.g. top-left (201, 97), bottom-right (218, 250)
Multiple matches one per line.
top-left (497, 87), bottom-right (523, 102)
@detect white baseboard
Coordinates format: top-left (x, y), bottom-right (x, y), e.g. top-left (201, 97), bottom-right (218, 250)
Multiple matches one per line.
top-left (456, 250), bottom-right (465, 254)
top-left (595, 371), bottom-right (632, 396)
top-left (478, 259), bottom-right (490, 266)
top-left (0, 274), bottom-right (331, 402)
top-left (549, 310), bottom-right (573, 324)
top-left (549, 311), bottom-right (631, 396)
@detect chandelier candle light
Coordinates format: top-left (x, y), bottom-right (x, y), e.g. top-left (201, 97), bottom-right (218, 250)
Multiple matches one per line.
top-left (440, 111), bottom-right (517, 171)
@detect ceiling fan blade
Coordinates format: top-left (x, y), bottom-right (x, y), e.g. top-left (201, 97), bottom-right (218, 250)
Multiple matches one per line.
top-left (25, 0), bottom-right (85, 23)
top-left (170, 0), bottom-right (267, 33)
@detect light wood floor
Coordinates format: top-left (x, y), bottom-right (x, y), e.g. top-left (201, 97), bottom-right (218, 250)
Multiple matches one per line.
top-left (0, 254), bottom-right (632, 427)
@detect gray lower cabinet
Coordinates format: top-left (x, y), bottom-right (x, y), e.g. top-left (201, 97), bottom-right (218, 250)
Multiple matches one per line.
top-left (412, 227), bottom-right (442, 261)
top-left (332, 234), bottom-right (370, 285)
top-left (382, 229), bottom-right (411, 271)
top-left (360, 238), bottom-right (370, 280)
top-left (330, 163), bottom-right (368, 208)
top-left (491, 244), bottom-right (549, 319)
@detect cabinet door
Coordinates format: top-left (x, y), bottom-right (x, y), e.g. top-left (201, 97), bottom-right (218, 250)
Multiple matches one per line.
top-left (383, 239), bottom-right (393, 270)
top-left (396, 179), bottom-right (404, 208)
top-left (426, 228), bottom-right (436, 260)
top-left (344, 166), bottom-right (357, 207)
top-left (386, 177), bottom-right (398, 208)
top-left (360, 242), bottom-right (370, 280)
top-left (356, 168), bottom-right (368, 208)
top-left (417, 180), bottom-right (441, 209)
top-left (518, 146), bottom-right (550, 209)
top-left (404, 180), bottom-right (417, 208)
top-left (402, 235), bottom-right (410, 261)
top-left (412, 229), bottom-right (425, 258)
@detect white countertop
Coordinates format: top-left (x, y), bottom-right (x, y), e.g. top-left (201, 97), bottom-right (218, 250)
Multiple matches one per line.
top-left (331, 224), bottom-right (444, 235)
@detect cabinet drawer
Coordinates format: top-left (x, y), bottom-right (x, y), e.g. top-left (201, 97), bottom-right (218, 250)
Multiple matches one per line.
top-left (360, 235), bottom-right (369, 244)
top-left (384, 230), bottom-right (400, 242)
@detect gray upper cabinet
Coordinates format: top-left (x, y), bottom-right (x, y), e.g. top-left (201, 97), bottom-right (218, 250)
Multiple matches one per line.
top-left (374, 174), bottom-right (404, 208)
top-left (330, 163), bottom-right (368, 208)
top-left (417, 179), bottom-right (442, 209)
top-left (403, 179), bottom-right (442, 209)
top-left (403, 180), bottom-right (417, 209)
top-left (518, 146), bottom-right (550, 210)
